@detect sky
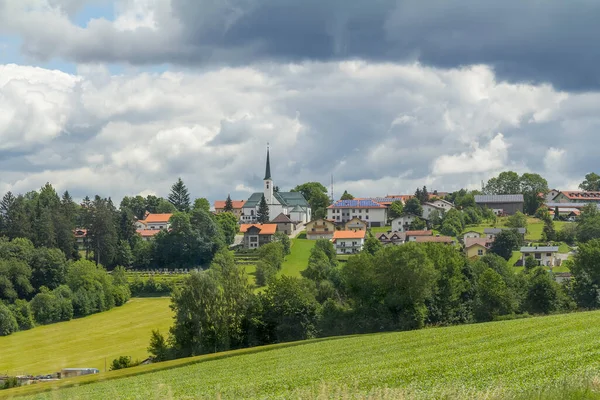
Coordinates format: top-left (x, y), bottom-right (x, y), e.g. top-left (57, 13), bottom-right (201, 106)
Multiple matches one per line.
top-left (1, 0), bottom-right (599, 204)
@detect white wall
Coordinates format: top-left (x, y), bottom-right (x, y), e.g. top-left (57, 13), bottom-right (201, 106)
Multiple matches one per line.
top-left (392, 215), bottom-right (416, 232)
top-left (334, 238), bottom-right (365, 254)
top-left (327, 208), bottom-right (386, 226)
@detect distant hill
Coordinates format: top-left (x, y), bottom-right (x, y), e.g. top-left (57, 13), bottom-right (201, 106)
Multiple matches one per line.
top-left (6, 310), bottom-right (600, 399)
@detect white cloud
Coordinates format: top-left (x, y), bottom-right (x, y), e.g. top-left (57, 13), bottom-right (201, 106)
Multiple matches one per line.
top-left (432, 134), bottom-right (509, 175)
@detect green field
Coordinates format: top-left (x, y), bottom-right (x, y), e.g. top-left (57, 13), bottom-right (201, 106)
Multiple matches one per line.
top-left (278, 237), bottom-right (315, 278)
top-left (7, 310), bottom-right (600, 399)
top-left (0, 298), bottom-right (172, 376)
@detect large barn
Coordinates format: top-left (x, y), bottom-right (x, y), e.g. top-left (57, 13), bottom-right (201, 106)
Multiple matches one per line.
top-left (474, 194), bottom-right (524, 216)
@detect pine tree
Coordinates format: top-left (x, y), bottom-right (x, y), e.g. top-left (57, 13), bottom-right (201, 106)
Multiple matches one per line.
top-left (257, 194), bottom-right (270, 223)
top-left (224, 195), bottom-right (234, 212)
top-left (422, 186), bottom-right (429, 203)
top-left (168, 178), bottom-right (191, 212)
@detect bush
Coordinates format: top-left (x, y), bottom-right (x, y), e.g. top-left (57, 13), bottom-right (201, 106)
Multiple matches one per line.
top-left (0, 304), bottom-right (18, 336)
top-left (255, 261), bottom-right (277, 287)
top-left (10, 299), bottom-right (34, 331)
top-left (109, 355), bottom-right (139, 371)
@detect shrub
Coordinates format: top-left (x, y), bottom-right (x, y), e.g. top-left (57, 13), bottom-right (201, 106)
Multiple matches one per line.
top-left (109, 355), bottom-right (139, 371)
top-left (0, 304), bottom-right (18, 336)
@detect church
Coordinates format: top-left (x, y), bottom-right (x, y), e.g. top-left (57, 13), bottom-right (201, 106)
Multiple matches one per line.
top-left (240, 148), bottom-right (311, 224)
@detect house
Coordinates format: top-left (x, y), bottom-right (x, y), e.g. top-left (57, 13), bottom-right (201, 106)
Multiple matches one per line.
top-left (422, 199), bottom-right (454, 220)
top-left (60, 368), bottom-right (99, 379)
top-left (240, 223), bottom-right (278, 249)
top-left (483, 228), bottom-right (526, 240)
top-left (345, 217), bottom-right (368, 231)
top-left (270, 213), bottom-right (295, 235)
top-left (465, 237), bottom-right (493, 258)
top-left (137, 229), bottom-right (161, 242)
top-left (135, 213), bottom-right (173, 230)
top-left (306, 218), bottom-right (336, 240)
top-left (332, 230), bottom-right (366, 254)
top-left (463, 231), bottom-right (481, 242)
top-left (74, 229), bottom-right (87, 250)
top-left (545, 189), bottom-right (561, 203)
top-left (553, 191), bottom-right (600, 204)
top-left (554, 272), bottom-right (573, 284)
top-left (520, 246), bottom-right (560, 267)
top-left (240, 148), bottom-right (311, 224)
top-left (405, 230), bottom-right (433, 242)
top-left (376, 231), bottom-right (406, 246)
top-left (214, 199), bottom-right (246, 218)
top-left (414, 235), bottom-right (455, 244)
top-left (391, 214), bottom-right (420, 232)
top-left (326, 199), bottom-right (387, 227)
top-left (474, 194), bottom-right (524, 215)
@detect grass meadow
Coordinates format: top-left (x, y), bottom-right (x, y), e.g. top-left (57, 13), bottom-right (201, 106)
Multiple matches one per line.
top-left (6, 310), bottom-right (600, 399)
top-left (0, 298), bottom-right (172, 376)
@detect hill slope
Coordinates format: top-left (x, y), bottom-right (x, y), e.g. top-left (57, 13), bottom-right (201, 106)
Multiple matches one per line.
top-left (0, 297), bottom-right (172, 376)
top-left (7, 310), bottom-right (600, 399)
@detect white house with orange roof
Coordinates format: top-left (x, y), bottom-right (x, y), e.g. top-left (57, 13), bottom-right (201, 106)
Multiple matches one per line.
top-left (214, 199), bottom-right (246, 218)
top-left (135, 213), bottom-right (173, 231)
top-left (332, 230), bottom-right (366, 254)
top-left (326, 199), bottom-right (387, 227)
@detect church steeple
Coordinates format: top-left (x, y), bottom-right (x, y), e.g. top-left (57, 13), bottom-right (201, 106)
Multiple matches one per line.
top-left (264, 145), bottom-right (272, 180)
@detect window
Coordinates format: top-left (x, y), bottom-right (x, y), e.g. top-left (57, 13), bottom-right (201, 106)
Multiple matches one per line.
top-left (266, 183), bottom-right (269, 189)
top-left (324, 228), bottom-right (329, 232)
top-left (250, 236), bottom-right (258, 242)
top-left (477, 249), bottom-right (484, 256)
top-left (359, 209), bottom-right (362, 213)
top-left (366, 215), bottom-right (369, 220)
top-left (366, 209), bottom-right (369, 213)
top-left (546, 253), bottom-right (552, 257)
top-left (311, 228), bottom-right (315, 232)
top-left (251, 210), bottom-right (255, 216)
top-left (535, 253), bottom-right (541, 259)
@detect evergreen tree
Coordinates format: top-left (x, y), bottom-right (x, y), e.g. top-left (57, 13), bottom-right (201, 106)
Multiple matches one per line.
top-left (422, 186), bottom-right (429, 203)
top-left (168, 178), bottom-right (191, 212)
top-left (88, 196), bottom-right (119, 268)
top-left (224, 195), bottom-right (234, 212)
top-left (257, 195), bottom-right (270, 223)
top-left (340, 190), bottom-right (354, 200)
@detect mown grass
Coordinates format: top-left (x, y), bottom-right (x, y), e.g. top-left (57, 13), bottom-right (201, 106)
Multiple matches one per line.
top-left (0, 298), bottom-right (172, 376)
top-left (279, 237), bottom-right (315, 278)
top-left (7, 310), bottom-right (600, 399)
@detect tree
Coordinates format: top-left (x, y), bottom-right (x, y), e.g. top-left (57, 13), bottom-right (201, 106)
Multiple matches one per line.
top-left (257, 195), bottom-right (270, 224)
top-left (168, 178), bottom-right (191, 212)
top-left (489, 230), bottom-right (522, 260)
top-left (541, 219), bottom-right (556, 242)
top-left (576, 209), bottom-right (600, 243)
top-left (215, 212), bottom-right (239, 246)
top-left (273, 232), bottom-right (291, 255)
top-left (524, 255), bottom-right (538, 272)
top-left (148, 330), bottom-right (171, 361)
top-left (524, 267), bottom-right (560, 314)
top-left (110, 356), bottom-right (136, 371)
top-left (403, 198), bottom-right (423, 217)
top-left (571, 239), bottom-right (600, 308)
top-left (10, 299), bottom-right (34, 331)
top-left (473, 268), bottom-right (515, 321)
top-left (421, 186), bottom-right (429, 204)
top-left (115, 240), bottom-right (134, 268)
top-left (363, 231), bottom-right (383, 255)
top-left (291, 182), bottom-right (331, 220)
top-left (580, 172), bottom-right (600, 191)
top-left (0, 304), bottom-right (18, 336)
top-left (506, 211), bottom-right (528, 229)
top-left (224, 195), bottom-right (234, 212)
top-left (484, 171), bottom-right (521, 195)
top-left (409, 218), bottom-right (427, 231)
top-left (520, 173), bottom-right (548, 215)
top-left (193, 198), bottom-right (210, 213)
top-left (388, 201), bottom-right (404, 220)
top-left (340, 190), bottom-right (354, 200)
top-left (87, 196), bottom-right (119, 267)
top-left (30, 247), bottom-right (67, 291)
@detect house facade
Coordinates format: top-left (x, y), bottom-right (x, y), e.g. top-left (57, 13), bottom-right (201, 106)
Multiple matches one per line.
top-left (326, 199), bottom-right (387, 227)
top-left (332, 230), bottom-right (366, 254)
top-left (345, 217), bottom-right (368, 231)
top-left (484, 227), bottom-right (526, 240)
top-left (137, 229), bottom-right (160, 242)
top-left (391, 214), bottom-right (419, 232)
top-left (240, 224), bottom-right (277, 249)
top-left (405, 230), bottom-right (433, 242)
top-left (520, 246), bottom-right (560, 267)
top-left (465, 237), bottom-right (493, 258)
top-left (422, 199), bottom-right (454, 220)
top-left (214, 200), bottom-right (246, 218)
top-left (474, 194), bottom-right (524, 215)
top-left (463, 231), bottom-right (481, 242)
top-left (553, 191), bottom-right (600, 203)
top-left (545, 189), bottom-right (561, 203)
top-left (74, 229), bottom-right (87, 250)
top-left (135, 213), bottom-right (173, 230)
top-left (376, 231), bottom-right (406, 246)
top-left (306, 219), bottom-right (336, 240)
top-left (270, 213), bottom-right (295, 235)
top-left (240, 148), bottom-right (311, 224)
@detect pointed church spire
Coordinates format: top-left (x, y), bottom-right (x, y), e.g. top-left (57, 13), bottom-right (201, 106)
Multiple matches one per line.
top-left (264, 144), bottom-right (272, 180)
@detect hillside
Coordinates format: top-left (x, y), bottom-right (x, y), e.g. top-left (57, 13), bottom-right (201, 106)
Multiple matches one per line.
top-left (0, 298), bottom-right (172, 376)
top-left (6, 310), bottom-right (600, 399)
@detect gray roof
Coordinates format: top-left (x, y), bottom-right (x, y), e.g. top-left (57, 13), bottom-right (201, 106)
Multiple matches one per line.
top-left (243, 191), bottom-right (310, 209)
top-left (474, 194), bottom-right (524, 204)
top-left (243, 192), bottom-right (264, 208)
top-left (270, 213), bottom-right (292, 223)
top-left (484, 228), bottom-right (526, 234)
top-left (520, 246), bottom-right (559, 253)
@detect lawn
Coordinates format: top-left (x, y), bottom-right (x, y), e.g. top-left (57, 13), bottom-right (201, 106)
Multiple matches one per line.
top-left (0, 298), bottom-right (172, 376)
top-left (9, 310), bottom-right (600, 399)
top-left (279, 237), bottom-right (315, 278)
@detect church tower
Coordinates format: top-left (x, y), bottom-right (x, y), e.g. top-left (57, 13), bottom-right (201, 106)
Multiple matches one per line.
top-left (263, 146), bottom-right (273, 205)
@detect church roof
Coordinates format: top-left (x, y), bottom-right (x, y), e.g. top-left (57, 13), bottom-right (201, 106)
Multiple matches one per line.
top-left (264, 147), bottom-right (272, 180)
top-left (243, 192), bottom-right (264, 208)
top-left (275, 192), bottom-right (310, 208)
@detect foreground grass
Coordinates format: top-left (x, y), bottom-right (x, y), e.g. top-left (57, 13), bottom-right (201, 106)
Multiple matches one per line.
top-left (279, 237), bottom-right (315, 278)
top-left (8, 310), bottom-right (600, 399)
top-left (0, 298), bottom-right (172, 376)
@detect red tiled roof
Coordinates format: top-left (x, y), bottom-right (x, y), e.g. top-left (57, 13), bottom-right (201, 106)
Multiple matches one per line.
top-left (239, 224), bottom-right (277, 235)
top-left (405, 230), bottom-right (433, 237)
top-left (137, 229), bottom-right (161, 237)
top-left (214, 200), bottom-right (246, 209)
top-left (74, 229), bottom-right (87, 238)
top-left (560, 191), bottom-right (600, 200)
top-left (333, 230), bottom-right (366, 240)
top-left (465, 237), bottom-right (493, 248)
top-left (415, 235), bottom-right (454, 243)
top-left (143, 213), bottom-right (173, 223)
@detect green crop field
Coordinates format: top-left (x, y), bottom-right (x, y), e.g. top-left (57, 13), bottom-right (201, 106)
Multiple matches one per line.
top-left (279, 237), bottom-right (314, 278)
top-left (7, 310), bottom-right (600, 399)
top-left (0, 298), bottom-right (172, 376)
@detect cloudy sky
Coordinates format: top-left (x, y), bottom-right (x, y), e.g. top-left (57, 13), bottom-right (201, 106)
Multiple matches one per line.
top-left (1, 0), bottom-right (599, 204)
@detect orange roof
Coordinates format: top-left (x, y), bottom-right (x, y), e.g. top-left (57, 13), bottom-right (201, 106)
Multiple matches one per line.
top-left (214, 200), bottom-right (246, 209)
top-left (415, 236), bottom-right (454, 243)
top-left (332, 230), bottom-right (366, 240)
top-left (405, 230), bottom-right (433, 237)
top-left (137, 229), bottom-right (161, 237)
top-left (239, 223), bottom-right (277, 235)
top-left (560, 191), bottom-right (600, 200)
top-left (74, 229), bottom-right (87, 238)
top-left (465, 237), bottom-right (493, 248)
top-left (143, 213), bottom-right (173, 223)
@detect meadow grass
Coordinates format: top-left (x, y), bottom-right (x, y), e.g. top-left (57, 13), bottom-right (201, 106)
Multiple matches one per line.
top-left (279, 237), bottom-right (315, 278)
top-left (7, 310), bottom-right (600, 399)
top-left (0, 298), bottom-right (172, 376)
